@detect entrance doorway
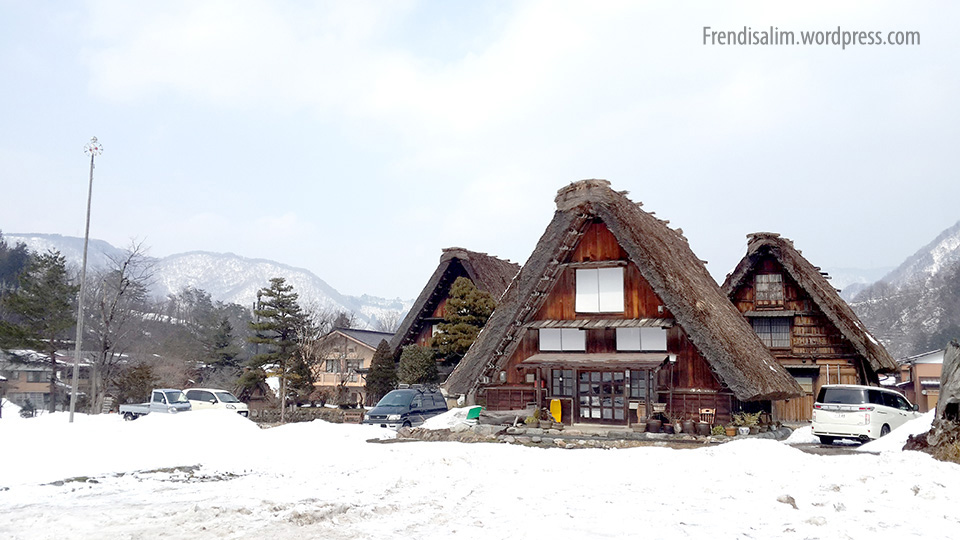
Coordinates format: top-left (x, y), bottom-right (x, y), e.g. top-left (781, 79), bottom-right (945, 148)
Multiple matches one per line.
top-left (577, 370), bottom-right (626, 424)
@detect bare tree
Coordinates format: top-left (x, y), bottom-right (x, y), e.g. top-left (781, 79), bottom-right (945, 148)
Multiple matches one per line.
top-left (83, 241), bottom-right (153, 413)
top-left (373, 311), bottom-right (402, 333)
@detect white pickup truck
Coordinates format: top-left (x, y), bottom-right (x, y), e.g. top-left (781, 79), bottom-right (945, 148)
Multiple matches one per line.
top-left (119, 389), bottom-right (192, 420)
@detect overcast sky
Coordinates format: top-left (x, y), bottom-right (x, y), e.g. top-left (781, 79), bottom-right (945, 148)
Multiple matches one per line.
top-left (2, 1), bottom-right (957, 299)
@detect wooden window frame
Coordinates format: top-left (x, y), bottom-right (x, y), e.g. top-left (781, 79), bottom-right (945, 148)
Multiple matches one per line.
top-left (751, 317), bottom-right (791, 348)
top-left (754, 273), bottom-right (785, 308)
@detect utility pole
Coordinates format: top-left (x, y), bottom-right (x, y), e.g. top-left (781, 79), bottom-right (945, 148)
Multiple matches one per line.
top-left (69, 137), bottom-right (102, 422)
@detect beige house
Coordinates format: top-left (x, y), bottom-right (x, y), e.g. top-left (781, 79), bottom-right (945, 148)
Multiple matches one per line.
top-left (896, 348), bottom-right (944, 413)
top-left (1, 349), bottom-right (92, 412)
top-left (311, 328), bottom-right (394, 406)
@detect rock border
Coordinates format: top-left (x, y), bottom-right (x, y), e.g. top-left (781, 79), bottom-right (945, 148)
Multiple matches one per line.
top-left (393, 423), bottom-right (793, 449)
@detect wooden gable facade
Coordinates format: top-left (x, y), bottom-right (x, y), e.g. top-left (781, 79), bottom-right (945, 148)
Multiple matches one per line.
top-left (445, 180), bottom-right (802, 427)
top-left (722, 232), bottom-right (898, 422)
top-left (390, 247), bottom-right (519, 366)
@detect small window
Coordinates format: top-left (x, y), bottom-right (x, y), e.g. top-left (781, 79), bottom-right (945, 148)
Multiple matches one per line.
top-left (551, 369), bottom-right (574, 396)
top-left (325, 360), bottom-right (340, 373)
top-left (755, 274), bottom-right (784, 307)
top-left (751, 318), bottom-right (791, 348)
top-left (539, 328), bottom-right (586, 351)
top-left (26, 371), bottom-right (45, 383)
top-left (793, 376), bottom-right (814, 394)
top-left (616, 327), bottom-right (668, 351)
top-left (629, 370), bottom-right (651, 399)
top-left (576, 267), bottom-right (624, 313)
top-left (346, 360), bottom-right (361, 382)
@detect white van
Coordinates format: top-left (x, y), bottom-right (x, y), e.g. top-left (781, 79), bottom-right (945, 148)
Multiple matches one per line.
top-left (184, 388), bottom-right (250, 417)
top-left (812, 384), bottom-right (920, 444)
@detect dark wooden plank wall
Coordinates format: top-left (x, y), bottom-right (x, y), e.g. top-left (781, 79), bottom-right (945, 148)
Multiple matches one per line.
top-left (486, 219), bottom-right (730, 417)
top-left (534, 221), bottom-right (674, 321)
top-left (731, 257), bottom-right (857, 359)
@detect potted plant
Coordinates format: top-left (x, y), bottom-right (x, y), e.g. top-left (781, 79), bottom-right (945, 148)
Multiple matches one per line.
top-left (732, 411), bottom-right (762, 435)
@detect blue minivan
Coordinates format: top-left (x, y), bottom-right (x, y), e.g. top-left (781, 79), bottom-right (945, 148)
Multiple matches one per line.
top-left (363, 385), bottom-right (448, 429)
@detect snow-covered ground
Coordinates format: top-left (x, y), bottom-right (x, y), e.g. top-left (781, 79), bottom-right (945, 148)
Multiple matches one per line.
top-left (1, 407), bottom-right (958, 540)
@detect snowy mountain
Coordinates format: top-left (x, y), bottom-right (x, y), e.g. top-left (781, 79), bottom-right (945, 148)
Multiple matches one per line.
top-left (849, 220), bottom-right (960, 358)
top-left (5, 233), bottom-right (128, 273)
top-left (823, 266), bottom-right (895, 302)
top-left (6, 233), bottom-right (411, 330)
top-left (873, 220), bottom-right (960, 289)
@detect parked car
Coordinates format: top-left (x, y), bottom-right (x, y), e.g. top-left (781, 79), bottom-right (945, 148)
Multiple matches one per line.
top-left (184, 388), bottom-right (250, 417)
top-left (363, 385), bottom-right (448, 429)
top-left (119, 389), bottom-right (192, 420)
top-left (812, 384), bottom-right (921, 444)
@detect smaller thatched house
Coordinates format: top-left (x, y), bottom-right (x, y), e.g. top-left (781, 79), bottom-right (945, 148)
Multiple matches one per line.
top-left (722, 232), bottom-right (898, 422)
top-left (390, 247), bottom-right (519, 376)
top-left (445, 180), bottom-right (801, 426)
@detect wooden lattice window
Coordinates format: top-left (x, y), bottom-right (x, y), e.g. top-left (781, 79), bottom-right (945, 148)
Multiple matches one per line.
top-left (754, 273), bottom-right (784, 308)
top-left (551, 369), bottom-right (574, 396)
top-left (751, 317), bottom-right (791, 348)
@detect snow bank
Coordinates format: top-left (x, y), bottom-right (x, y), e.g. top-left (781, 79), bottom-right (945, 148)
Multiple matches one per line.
top-left (783, 425), bottom-right (819, 444)
top-left (3, 410), bottom-right (960, 539)
top-left (858, 410), bottom-right (935, 453)
top-left (420, 407), bottom-right (473, 430)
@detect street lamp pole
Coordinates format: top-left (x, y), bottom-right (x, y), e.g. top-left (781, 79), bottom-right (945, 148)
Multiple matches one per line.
top-left (69, 137), bottom-right (102, 423)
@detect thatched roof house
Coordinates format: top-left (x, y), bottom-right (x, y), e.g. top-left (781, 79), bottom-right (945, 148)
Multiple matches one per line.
top-left (390, 247), bottom-right (519, 356)
top-left (445, 180), bottom-right (801, 425)
top-left (721, 232), bottom-right (898, 421)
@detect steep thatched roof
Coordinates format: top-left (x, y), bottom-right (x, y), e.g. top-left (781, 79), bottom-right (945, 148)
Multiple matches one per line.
top-left (721, 232), bottom-right (898, 374)
top-left (445, 180), bottom-right (802, 401)
top-left (390, 248), bottom-right (520, 352)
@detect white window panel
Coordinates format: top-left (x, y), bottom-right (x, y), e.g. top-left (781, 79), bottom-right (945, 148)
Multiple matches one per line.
top-left (576, 267), bottom-right (624, 313)
top-left (539, 328), bottom-right (563, 351)
top-left (561, 328), bottom-right (586, 351)
top-left (616, 328), bottom-right (642, 351)
top-left (575, 269), bottom-right (600, 313)
top-left (539, 328), bottom-right (586, 351)
top-left (597, 267), bottom-right (625, 312)
top-left (640, 327), bottom-right (668, 351)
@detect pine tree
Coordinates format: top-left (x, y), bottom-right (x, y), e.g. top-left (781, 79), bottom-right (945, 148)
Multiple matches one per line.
top-left (1, 250), bottom-right (78, 412)
top-left (211, 316), bottom-right (240, 368)
top-left (398, 344), bottom-right (438, 385)
top-left (365, 339), bottom-right (397, 405)
top-left (248, 277), bottom-right (305, 422)
top-left (115, 363), bottom-right (159, 406)
top-left (431, 277), bottom-right (496, 364)
top-left (0, 231), bottom-right (31, 294)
